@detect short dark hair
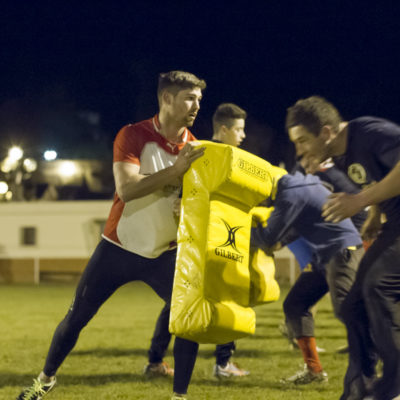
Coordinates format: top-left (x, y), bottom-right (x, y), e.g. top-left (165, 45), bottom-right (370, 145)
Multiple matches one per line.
top-left (212, 103), bottom-right (247, 132)
top-left (285, 96), bottom-right (342, 136)
top-left (157, 70), bottom-right (206, 104)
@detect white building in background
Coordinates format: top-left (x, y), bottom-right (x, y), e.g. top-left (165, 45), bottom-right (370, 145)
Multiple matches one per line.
top-left (0, 201), bottom-right (112, 283)
top-left (0, 200), bottom-right (298, 285)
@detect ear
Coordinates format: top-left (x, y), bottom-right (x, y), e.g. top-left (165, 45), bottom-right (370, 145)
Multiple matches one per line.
top-left (220, 125), bottom-right (229, 135)
top-left (320, 125), bottom-right (334, 142)
top-left (162, 90), bottom-right (172, 106)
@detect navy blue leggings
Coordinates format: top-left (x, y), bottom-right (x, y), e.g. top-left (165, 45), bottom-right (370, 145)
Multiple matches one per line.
top-left (43, 239), bottom-right (198, 394)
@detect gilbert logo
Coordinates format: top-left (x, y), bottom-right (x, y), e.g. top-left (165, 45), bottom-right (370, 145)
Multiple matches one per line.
top-left (237, 158), bottom-right (267, 181)
top-left (214, 219), bottom-right (244, 263)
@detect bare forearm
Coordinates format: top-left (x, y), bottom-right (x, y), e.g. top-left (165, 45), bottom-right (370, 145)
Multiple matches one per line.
top-left (117, 165), bottom-right (180, 202)
top-left (356, 161), bottom-right (400, 207)
top-left (114, 142), bottom-right (205, 203)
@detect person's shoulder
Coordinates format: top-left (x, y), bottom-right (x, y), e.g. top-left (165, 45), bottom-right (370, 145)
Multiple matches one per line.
top-left (349, 116), bottom-right (398, 132)
top-left (124, 117), bottom-right (154, 131)
top-left (117, 118), bottom-right (155, 139)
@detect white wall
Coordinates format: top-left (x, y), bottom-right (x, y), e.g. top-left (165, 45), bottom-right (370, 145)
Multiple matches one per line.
top-left (0, 200), bottom-right (297, 284)
top-left (0, 201), bottom-right (112, 259)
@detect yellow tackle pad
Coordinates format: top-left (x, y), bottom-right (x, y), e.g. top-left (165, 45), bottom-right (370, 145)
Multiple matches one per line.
top-left (169, 141), bottom-right (286, 343)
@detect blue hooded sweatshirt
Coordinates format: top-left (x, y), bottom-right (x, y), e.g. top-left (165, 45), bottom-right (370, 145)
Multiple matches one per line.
top-left (252, 172), bottom-right (362, 269)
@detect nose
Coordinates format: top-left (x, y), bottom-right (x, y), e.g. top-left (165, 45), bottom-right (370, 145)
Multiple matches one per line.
top-left (295, 143), bottom-right (304, 157)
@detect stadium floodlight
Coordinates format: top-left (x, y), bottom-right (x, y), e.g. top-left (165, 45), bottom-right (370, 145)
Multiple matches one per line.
top-left (23, 158), bottom-right (38, 173)
top-left (8, 146), bottom-right (24, 162)
top-left (0, 181), bottom-right (8, 194)
top-left (58, 161), bottom-right (78, 177)
top-left (44, 150), bottom-right (57, 161)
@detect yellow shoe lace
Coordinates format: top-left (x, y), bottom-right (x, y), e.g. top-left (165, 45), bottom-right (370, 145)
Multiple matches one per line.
top-left (22, 378), bottom-right (47, 400)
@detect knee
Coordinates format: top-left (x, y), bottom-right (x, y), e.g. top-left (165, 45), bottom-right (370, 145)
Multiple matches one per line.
top-left (62, 305), bottom-right (96, 334)
top-left (283, 296), bottom-right (302, 318)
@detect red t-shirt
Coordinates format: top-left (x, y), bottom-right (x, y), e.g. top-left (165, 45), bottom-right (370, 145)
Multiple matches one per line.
top-left (102, 115), bottom-right (197, 258)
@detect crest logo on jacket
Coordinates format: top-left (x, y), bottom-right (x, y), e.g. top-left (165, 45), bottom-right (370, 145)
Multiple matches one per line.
top-left (348, 163), bottom-right (367, 185)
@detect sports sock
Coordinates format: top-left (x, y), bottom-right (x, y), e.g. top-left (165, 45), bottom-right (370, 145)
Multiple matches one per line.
top-left (296, 336), bottom-right (323, 373)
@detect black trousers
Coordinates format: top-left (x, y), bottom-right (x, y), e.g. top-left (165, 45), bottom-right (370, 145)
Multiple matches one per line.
top-left (283, 247), bottom-right (363, 338)
top-left (149, 303), bottom-right (236, 367)
top-left (43, 239), bottom-right (198, 394)
top-left (340, 228), bottom-right (400, 400)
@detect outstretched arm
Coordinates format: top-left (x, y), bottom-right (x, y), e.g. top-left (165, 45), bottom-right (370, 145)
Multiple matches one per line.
top-left (252, 197), bottom-right (301, 250)
top-left (322, 161), bottom-right (400, 222)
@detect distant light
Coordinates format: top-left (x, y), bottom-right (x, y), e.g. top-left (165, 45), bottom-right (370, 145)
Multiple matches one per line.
top-left (8, 146), bottom-right (24, 162)
top-left (23, 158), bottom-right (37, 173)
top-left (58, 161), bottom-right (78, 177)
top-left (1, 157), bottom-right (14, 173)
top-left (0, 181), bottom-right (8, 194)
top-left (44, 150), bottom-right (57, 161)
top-left (5, 191), bottom-right (12, 201)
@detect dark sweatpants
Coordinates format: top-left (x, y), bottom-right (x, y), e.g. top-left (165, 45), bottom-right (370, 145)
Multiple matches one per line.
top-left (340, 228), bottom-right (400, 400)
top-left (43, 239), bottom-right (198, 395)
top-left (283, 246), bottom-right (363, 338)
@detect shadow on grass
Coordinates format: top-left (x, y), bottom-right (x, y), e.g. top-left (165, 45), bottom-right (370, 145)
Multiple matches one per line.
top-left (0, 372), bottom-right (153, 388)
top-left (247, 332), bottom-right (283, 340)
top-left (197, 348), bottom-right (289, 359)
top-left (256, 310), bottom-right (284, 318)
top-left (70, 346), bottom-right (291, 360)
top-left (191, 376), bottom-right (333, 392)
top-left (70, 348), bottom-right (148, 357)
top-left (255, 321), bottom-right (285, 328)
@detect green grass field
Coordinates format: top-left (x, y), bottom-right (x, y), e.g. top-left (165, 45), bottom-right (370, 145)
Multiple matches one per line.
top-left (0, 282), bottom-right (349, 399)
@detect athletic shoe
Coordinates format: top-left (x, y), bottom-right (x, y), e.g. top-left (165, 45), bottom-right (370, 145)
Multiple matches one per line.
top-left (341, 373), bottom-right (378, 400)
top-left (171, 395), bottom-right (187, 400)
top-left (280, 364), bottom-right (328, 385)
top-left (143, 361), bottom-right (174, 378)
top-left (213, 361), bottom-right (250, 379)
top-left (16, 377), bottom-right (56, 400)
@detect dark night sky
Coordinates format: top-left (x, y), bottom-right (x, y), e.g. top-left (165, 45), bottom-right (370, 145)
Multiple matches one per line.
top-left (1, 1), bottom-right (400, 166)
